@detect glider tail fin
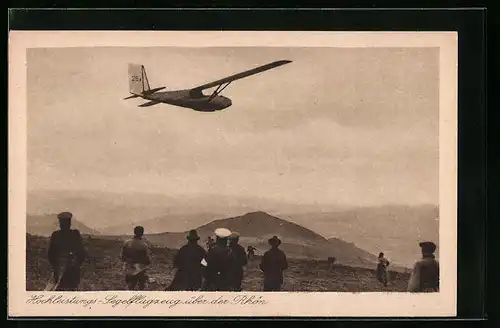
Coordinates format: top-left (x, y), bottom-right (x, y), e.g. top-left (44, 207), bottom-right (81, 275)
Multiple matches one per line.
top-left (128, 63), bottom-right (151, 95)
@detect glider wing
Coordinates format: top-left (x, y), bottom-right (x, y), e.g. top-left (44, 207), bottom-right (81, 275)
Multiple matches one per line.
top-left (190, 60), bottom-right (292, 91)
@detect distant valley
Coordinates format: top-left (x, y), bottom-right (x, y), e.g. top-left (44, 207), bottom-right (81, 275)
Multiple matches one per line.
top-left (27, 190), bottom-right (438, 268)
top-left (27, 210), bottom-right (406, 271)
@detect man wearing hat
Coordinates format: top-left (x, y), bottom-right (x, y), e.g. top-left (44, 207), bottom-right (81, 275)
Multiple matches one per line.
top-left (407, 241), bottom-right (440, 292)
top-left (203, 228), bottom-right (232, 291)
top-left (260, 236), bottom-right (288, 291)
top-left (121, 226), bottom-right (151, 290)
top-left (46, 212), bottom-right (87, 291)
top-left (228, 232), bottom-right (248, 291)
top-left (167, 229), bottom-right (207, 291)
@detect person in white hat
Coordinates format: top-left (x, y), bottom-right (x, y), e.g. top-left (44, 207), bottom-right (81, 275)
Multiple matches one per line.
top-left (203, 228), bottom-right (232, 291)
top-left (228, 232), bottom-right (248, 291)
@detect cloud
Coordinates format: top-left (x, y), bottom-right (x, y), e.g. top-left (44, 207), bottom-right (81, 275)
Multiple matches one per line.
top-left (27, 47), bottom-right (439, 206)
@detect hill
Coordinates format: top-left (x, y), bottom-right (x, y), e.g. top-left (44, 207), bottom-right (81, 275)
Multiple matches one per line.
top-left (282, 204), bottom-right (438, 268)
top-left (100, 211), bottom-right (380, 268)
top-left (27, 214), bottom-right (100, 236)
top-left (101, 212), bottom-right (222, 235)
top-left (26, 234), bottom-right (411, 292)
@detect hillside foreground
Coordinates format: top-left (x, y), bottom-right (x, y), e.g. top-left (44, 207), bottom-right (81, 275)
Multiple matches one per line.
top-left (27, 234), bottom-right (411, 292)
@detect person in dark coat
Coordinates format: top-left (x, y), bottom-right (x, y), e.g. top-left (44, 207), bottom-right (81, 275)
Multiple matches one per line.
top-left (203, 228), bottom-right (232, 291)
top-left (228, 232), bottom-right (248, 291)
top-left (247, 246), bottom-right (257, 260)
top-left (47, 212), bottom-right (87, 291)
top-left (206, 236), bottom-right (215, 252)
top-left (260, 236), bottom-right (288, 291)
top-left (167, 229), bottom-right (207, 291)
top-left (408, 241), bottom-right (440, 292)
top-left (376, 252), bottom-right (390, 287)
top-left (121, 226), bottom-right (151, 290)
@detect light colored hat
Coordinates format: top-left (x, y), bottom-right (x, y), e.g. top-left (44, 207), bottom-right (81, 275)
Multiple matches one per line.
top-left (214, 228), bottom-right (231, 238)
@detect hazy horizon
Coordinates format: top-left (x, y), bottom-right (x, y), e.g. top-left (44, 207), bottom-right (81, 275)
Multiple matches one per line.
top-left (26, 188), bottom-right (439, 223)
top-left (26, 190), bottom-right (439, 268)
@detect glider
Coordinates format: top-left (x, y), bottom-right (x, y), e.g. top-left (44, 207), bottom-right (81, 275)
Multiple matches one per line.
top-left (124, 60), bottom-right (292, 112)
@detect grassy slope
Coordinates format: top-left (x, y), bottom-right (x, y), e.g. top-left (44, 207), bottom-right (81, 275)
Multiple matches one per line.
top-left (26, 234), bottom-right (410, 292)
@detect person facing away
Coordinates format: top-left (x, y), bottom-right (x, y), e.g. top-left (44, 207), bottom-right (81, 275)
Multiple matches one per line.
top-left (228, 232), bottom-right (248, 291)
top-left (168, 229), bottom-right (207, 291)
top-left (247, 246), bottom-right (257, 260)
top-left (203, 228), bottom-right (232, 291)
top-left (47, 212), bottom-right (87, 291)
top-left (260, 236), bottom-right (288, 291)
top-left (206, 236), bottom-right (215, 252)
top-left (376, 252), bottom-right (390, 287)
top-left (121, 226), bottom-right (151, 291)
top-left (407, 241), bottom-right (440, 292)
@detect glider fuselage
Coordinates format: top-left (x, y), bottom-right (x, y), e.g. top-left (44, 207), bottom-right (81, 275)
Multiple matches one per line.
top-left (142, 89), bottom-right (232, 112)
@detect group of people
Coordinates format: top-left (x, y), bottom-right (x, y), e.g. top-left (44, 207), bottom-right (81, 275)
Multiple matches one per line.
top-left (164, 227), bottom-right (288, 291)
top-left (44, 211), bottom-right (439, 293)
top-left (205, 236), bottom-right (257, 260)
top-left (45, 212), bottom-right (289, 292)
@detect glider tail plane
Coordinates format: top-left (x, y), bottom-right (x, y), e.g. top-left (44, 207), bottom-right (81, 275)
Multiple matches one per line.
top-left (126, 64), bottom-right (166, 100)
top-left (128, 63), bottom-right (151, 95)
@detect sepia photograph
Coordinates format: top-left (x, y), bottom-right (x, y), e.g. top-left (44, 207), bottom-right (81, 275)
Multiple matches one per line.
top-left (9, 31), bottom-right (457, 317)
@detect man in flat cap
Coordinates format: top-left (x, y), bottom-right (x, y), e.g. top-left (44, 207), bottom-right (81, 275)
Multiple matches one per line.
top-left (228, 232), bottom-right (248, 291)
top-left (407, 241), bottom-right (440, 292)
top-left (121, 226), bottom-right (151, 290)
top-left (203, 228), bottom-right (232, 291)
top-left (46, 212), bottom-right (87, 291)
top-left (167, 229), bottom-right (207, 291)
top-left (260, 236), bottom-right (288, 291)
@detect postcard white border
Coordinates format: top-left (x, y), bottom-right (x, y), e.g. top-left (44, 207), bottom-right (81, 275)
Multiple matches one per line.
top-left (8, 31), bottom-right (458, 317)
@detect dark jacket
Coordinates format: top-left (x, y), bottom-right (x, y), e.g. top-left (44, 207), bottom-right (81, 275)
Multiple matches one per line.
top-left (204, 244), bottom-right (231, 291)
top-left (174, 242), bottom-right (207, 271)
top-left (260, 247), bottom-right (288, 285)
top-left (48, 229), bottom-right (86, 268)
top-left (169, 242), bottom-right (207, 291)
top-left (228, 243), bottom-right (248, 289)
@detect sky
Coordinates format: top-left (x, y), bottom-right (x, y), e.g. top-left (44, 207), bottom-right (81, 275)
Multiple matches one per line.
top-left (27, 46), bottom-right (439, 209)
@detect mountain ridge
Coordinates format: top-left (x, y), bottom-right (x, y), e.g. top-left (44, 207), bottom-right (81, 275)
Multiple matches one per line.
top-left (99, 211), bottom-right (384, 269)
top-left (28, 189), bottom-right (437, 230)
top-left (27, 214), bottom-right (100, 236)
